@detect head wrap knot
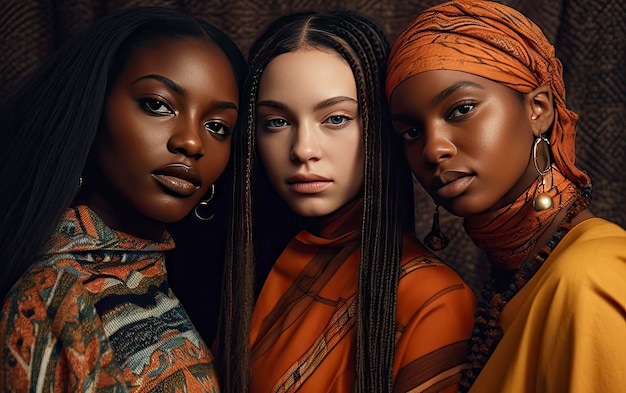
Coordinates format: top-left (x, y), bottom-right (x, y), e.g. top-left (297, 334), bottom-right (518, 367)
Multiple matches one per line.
top-left (386, 0), bottom-right (589, 188)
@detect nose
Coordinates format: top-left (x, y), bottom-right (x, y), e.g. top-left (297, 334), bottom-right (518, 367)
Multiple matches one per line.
top-left (168, 119), bottom-right (206, 159)
top-left (422, 126), bottom-right (456, 165)
top-left (290, 123), bottom-right (322, 162)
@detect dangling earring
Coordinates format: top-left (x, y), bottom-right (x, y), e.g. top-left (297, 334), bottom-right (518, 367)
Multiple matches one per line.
top-left (194, 184), bottom-right (215, 221)
top-left (532, 134), bottom-right (554, 211)
top-left (77, 176), bottom-right (83, 190)
top-left (424, 205), bottom-right (449, 251)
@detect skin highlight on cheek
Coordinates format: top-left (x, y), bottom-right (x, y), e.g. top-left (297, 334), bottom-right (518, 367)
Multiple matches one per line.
top-left (390, 69), bottom-right (537, 217)
top-left (87, 37), bottom-right (238, 235)
top-left (255, 49), bottom-right (364, 218)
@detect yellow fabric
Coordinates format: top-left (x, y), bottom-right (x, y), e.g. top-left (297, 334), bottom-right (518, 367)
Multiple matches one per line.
top-left (470, 218), bottom-right (626, 393)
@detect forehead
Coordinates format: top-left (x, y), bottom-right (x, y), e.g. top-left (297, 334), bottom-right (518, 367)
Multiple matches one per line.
top-left (390, 69), bottom-right (514, 108)
top-left (258, 49), bottom-right (356, 102)
top-left (116, 36), bottom-right (236, 89)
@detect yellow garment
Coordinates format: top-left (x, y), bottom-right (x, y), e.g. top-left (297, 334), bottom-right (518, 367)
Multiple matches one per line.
top-left (470, 218), bottom-right (626, 393)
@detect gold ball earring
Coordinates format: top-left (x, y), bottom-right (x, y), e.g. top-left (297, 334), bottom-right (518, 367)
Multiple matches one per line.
top-left (532, 135), bottom-right (554, 211)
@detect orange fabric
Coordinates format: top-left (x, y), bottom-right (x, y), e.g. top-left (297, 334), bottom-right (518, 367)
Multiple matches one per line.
top-left (0, 206), bottom-right (219, 392)
top-left (464, 168), bottom-right (579, 270)
top-left (386, 0), bottom-right (590, 189)
top-left (249, 201), bottom-right (476, 392)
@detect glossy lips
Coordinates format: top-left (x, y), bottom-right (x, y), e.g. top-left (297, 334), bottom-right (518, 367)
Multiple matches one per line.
top-left (152, 163), bottom-right (201, 197)
top-left (286, 173), bottom-right (332, 194)
top-left (431, 170), bottom-right (475, 199)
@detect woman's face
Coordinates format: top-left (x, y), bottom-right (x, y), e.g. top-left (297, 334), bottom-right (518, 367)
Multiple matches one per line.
top-left (256, 49), bottom-right (364, 217)
top-left (97, 36), bottom-right (238, 225)
top-left (389, 69), bottom-right (538, 217)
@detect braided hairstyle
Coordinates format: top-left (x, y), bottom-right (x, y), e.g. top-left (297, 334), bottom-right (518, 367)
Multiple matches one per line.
top-left (0, 6), bottom-right (246, 300)
top-left (218, 10), bottom-right (413, 393)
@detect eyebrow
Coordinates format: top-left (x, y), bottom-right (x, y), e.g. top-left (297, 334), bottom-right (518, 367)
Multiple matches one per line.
top-left (215, 101), bottom-right (239, 111)
top-left (314, 96), bottom-right (357, 111)
top-left (391, 80), bottom-right (484, 123)
top-left (257, 96), bottom-right (358, 111)
top-left (132, 74), bottom-right (238, 111)
top-left (390, 112), bottom-right (416, 123)
top-left (257, 100), bottom-right (285, 110)
top-left (431, 81), bottom-right (484, 106)
top-left (132, 74), bottom-right (184, 95)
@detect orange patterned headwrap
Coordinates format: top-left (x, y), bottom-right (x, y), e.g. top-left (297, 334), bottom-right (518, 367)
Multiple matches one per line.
top-left (386, 0), bottom-right (590, 188)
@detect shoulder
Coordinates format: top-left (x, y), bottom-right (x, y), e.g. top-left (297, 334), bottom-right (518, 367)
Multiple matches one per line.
top-left (399, 233), bottom-right (471, 288)
top-left (1, 264), bottom-right (119, 390)
top-left (549, 218), bottom-right (626, 274)
top-left (542, 218), bottom-right (626, 303)
top-left (565, 217), bottom-right (626, 244)
top-left (2, 260), bottom-right (93, 334)
top-left (396, 234), bottom-right (476, 321)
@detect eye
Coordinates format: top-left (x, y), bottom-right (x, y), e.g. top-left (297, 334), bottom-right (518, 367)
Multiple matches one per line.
top-left (400, 127), bottom-right (423, 142)
top-left (447, 103), bottom-right (476, 120)
top-left (325, 115), bottom-right (350, 126)
top-left (263, 118), bottom-right (290, 129)
top-left (324, 115), bottom-right (353, 128)
top-left (137, 98), bottom-right (174, 116)
top-left (205, 121), bottom-right (232, 137)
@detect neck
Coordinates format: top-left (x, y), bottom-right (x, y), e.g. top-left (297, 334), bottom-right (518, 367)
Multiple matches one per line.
top-left (76, 187), bottom-right (166, 242)
top-left (464, 169), bottom-right (582, 271)
top-left (300, 197), bottom-right (363, 237)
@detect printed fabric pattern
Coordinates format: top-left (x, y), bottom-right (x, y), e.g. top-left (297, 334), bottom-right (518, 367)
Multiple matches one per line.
top-left (249, 200), bottom-right (475, 392)
top-left (0, 205), bottom-right (220, 392)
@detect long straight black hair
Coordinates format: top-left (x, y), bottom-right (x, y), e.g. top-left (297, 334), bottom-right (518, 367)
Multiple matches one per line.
top-left (0, 6), bottom-right (246, 300)
top-left (218, 10), bottom-right (414, 393)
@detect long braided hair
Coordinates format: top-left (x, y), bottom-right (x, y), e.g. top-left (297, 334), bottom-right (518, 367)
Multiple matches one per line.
top-left (218, 10), bottom-right (413, 392)
top-left (0, 6), bottom-right (246, 300)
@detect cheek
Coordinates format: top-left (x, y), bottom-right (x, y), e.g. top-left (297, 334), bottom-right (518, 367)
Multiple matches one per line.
top-left (338, 125), bottom-right (364, 169)
top-left (257, 135), bottom-right (287, 174)
top-left (202, 140), bottom-right (231, 179)
top-left (346, 139), bottom-right (364, 171)
top-left (403, 144), bottom-right (425, 177)
top-left (103, 113), bottom-right (164, 159)
top-left (482, 118), bottom-right (532, 168)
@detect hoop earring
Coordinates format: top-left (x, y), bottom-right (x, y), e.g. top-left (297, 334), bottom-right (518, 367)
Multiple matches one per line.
top-left (532, 135), bottom-right (554, 211)
top-left (424, 205), bottom-right (449, 251)
top-left (194, 184), bottom-right (215, 221)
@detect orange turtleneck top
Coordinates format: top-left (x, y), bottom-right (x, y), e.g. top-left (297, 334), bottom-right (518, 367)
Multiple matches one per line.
top-left (249, 201), bottom-right (476, 393)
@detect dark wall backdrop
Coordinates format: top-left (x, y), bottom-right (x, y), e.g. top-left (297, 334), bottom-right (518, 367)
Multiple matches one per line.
top-left (1, 0), bottom-right (624, 326)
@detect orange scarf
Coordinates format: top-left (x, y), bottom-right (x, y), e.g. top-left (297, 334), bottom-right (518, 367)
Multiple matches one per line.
top-left (249, 201), bottom-right (362, 392)
top-left (463, 168), bottom-right (578, 270)
top-left (386, 0), bottom-right (590, 189)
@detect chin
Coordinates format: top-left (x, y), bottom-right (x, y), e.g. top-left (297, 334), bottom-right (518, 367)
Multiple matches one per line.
top-left (288, 202), bottom-right (338, 218)
top-left (457, 207), bottom-right (499, 219)
top-left (439, 199), bottom-right (485, 219)
top-left (142, 205), bottom-right (195, 225)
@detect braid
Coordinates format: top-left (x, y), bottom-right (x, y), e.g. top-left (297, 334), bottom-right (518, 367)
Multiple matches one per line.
top-left (224, 10), bottom-right (406, 393)
top-left (333, 14), bottom-right (400, 392)
top-left (218, 64), bottom-right (261, 393)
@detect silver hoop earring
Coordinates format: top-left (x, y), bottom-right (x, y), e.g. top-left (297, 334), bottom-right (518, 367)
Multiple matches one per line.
top-left (532, 135), bottom-right (554, 211)
top-left (194, 184), bottom-right (215, 221)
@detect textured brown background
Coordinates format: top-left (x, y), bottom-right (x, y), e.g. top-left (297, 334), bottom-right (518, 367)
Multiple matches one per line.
top-left (1, 0), bottom-right (624, 292)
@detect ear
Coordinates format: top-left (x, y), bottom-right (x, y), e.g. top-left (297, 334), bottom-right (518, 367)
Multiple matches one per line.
top-left (526, 85), bottom-right (554, 137)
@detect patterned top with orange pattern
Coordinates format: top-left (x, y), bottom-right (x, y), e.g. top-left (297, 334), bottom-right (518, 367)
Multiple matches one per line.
top-left (0, 205), bottom-right (219, 392)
